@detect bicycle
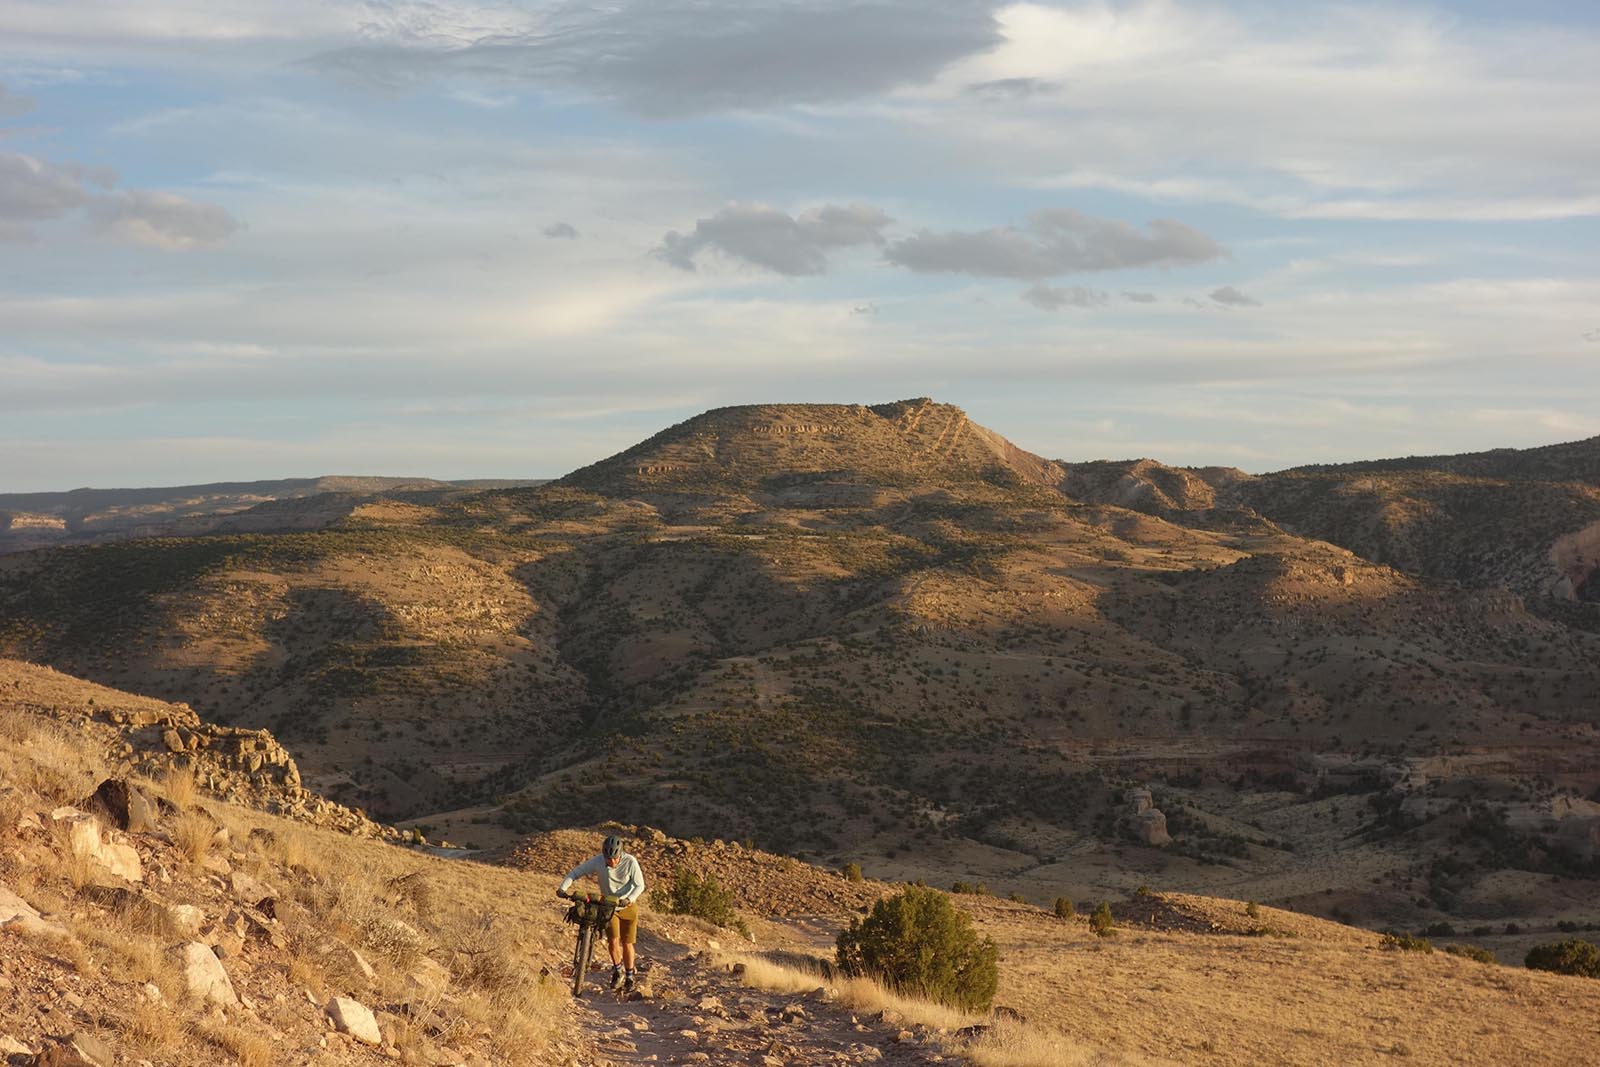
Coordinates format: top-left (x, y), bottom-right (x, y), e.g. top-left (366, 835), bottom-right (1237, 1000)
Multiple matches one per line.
top-left (557, 888), bottom-right (622, 997)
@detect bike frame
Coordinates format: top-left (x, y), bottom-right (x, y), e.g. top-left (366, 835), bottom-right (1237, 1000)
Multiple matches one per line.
top-left (562, 893), bottom-right (621, 997)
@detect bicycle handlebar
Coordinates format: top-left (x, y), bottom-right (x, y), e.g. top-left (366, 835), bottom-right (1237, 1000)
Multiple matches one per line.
top-left (557, 888), bottom-right (626, 905)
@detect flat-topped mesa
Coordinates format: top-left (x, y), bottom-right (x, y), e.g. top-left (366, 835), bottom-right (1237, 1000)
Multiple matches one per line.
top-left (557, 398), bottom-right (1066, 495)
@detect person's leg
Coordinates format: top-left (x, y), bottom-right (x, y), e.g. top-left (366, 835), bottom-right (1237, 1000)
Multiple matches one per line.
top-left (620, 906), bottom-right (639, 976)
top-left (606, 912), bottom-right (623, 985)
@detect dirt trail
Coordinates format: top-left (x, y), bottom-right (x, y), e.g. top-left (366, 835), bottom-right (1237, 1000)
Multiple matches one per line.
top-left (571, 928), bottom-right (958, 1067)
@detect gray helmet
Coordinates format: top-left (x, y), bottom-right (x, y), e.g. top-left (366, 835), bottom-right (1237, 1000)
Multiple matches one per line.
top-left (603, 834), bottom-right (624, 861)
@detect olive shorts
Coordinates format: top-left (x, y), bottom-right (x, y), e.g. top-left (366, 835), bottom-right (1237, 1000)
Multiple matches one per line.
top-left (608, 902), bottom-right (639, 947)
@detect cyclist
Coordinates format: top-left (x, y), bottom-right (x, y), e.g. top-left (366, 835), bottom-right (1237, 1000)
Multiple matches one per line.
top-left (558, 833), bottom-right (647, 990)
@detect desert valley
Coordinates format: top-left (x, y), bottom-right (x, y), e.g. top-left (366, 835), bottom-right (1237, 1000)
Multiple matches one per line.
top-left (2, 399), bottom-right (1598, 1066)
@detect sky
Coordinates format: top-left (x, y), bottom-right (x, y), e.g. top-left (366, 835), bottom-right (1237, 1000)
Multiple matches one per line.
top-left (2, 0), bottom-right (1598, 491)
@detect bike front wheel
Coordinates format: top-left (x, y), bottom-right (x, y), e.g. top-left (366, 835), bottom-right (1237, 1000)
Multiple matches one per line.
top-left (571, 925), bottom-right (594, 997)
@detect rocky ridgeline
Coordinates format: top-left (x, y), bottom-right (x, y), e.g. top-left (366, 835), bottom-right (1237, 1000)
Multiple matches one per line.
top-left (2, 659), bottom-right (397, 842)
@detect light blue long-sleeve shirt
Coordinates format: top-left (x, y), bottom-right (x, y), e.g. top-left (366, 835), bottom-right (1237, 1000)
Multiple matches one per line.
top-left (559, 852), bottom-right (646, 905)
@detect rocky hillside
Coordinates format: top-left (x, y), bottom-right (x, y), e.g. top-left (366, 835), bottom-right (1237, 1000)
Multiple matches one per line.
top-left (3, 668), bottom-right (1599, 1067)
top-left (1059, 440), bottom-right (1600, 611)
top-left (0, 401), bottom-right (1597, 940)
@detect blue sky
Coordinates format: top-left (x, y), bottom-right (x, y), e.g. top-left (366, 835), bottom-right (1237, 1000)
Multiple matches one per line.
top-left (2, 1), bottom-right (1598, 490)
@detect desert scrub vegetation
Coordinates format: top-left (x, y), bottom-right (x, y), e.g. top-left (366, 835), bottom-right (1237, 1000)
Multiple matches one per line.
top-left (1524, 939), bottom-right (1600, 978)
top-left (650, 867), bottom-right (749, 936)
top-left (1089, 901), bottom-right (1115, 938)
top-left (1380, 932), bottom-right (1435, 953)
top-left (836, 885), bottom-right (999, 1013)
top-left (1442, 944), bottom-right (1497, 964)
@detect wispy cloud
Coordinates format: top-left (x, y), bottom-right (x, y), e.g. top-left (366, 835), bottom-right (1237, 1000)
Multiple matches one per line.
top-left (1021, 283), bottom-right (1108, 311)
top-left (1210, 285), bottom-right (1260, 308)
top-left (311, 0), bottom-right (1004, 117)
top-left (885, 208), bottom-right (1222, 279)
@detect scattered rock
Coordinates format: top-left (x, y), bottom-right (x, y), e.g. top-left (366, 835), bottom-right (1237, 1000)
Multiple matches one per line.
top-left (0, 1035), bottom-right (31, 1058)
top-left (174, 941), bottom-right (239, 1007)
top-left (228, 870), bottom-right (273, 907)
top-left (406, 957), bottom-right (450, 998)
top-left (53, 810), bottom-right (142, 882)
top-left (82, 779), bottom-right (156, 833)
top-left (0, 885), bottom-right (66, 939)
top-left (165, 903), bottom-right (205, 938)
top-left (326, 996), bottom-right (382, 1045)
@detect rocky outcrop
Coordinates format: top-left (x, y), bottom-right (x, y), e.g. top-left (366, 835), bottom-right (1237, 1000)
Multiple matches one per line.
top-left (1123, 787), bottom-right (1172, 847)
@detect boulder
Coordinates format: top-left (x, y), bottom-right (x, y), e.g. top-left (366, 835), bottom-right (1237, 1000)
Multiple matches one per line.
top-left (325, 996), bottom-right (382, 1045)
top-left (0, 885), bottom-right (66, 939)
top-left (228, 870), bottom-right (273, 907)
top-left (173, 941), bottom-right (239, 1007)
top-left (52, 810), bottom-right (142, 883)
top-left (166, 904), bottom-right (205, 938)
top-left (83, 779), bottom-right (157, 833)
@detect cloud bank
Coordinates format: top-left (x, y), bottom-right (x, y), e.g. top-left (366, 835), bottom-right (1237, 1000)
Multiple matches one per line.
top-left (313, 0), bottom-right (1003, 117)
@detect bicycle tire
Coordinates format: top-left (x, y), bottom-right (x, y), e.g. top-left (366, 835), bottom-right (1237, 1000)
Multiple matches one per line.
top-left (571, 924), bottom-right (593, 997)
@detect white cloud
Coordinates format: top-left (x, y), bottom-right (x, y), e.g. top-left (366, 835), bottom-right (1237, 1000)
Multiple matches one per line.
top-left (904, 2), bottom-right (1600, 221)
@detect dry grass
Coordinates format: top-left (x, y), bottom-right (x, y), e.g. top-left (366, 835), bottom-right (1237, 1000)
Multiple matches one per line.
top-left (122, 997), bottom-right (188, 1057)
top-left (159, 762), bottom-right (198, 812)
top-left (195, 1018), bottom-right (275, 1067)
top-left (5, 719), bottom-right (103, 803)
top-left (170, 808), bottom-right (214, 865)
top-left (74, 911), bottom-right (187, 1002)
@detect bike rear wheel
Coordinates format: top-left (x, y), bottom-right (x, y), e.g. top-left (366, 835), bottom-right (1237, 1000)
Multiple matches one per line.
top-left (571, 924), bottom-right (594, 997)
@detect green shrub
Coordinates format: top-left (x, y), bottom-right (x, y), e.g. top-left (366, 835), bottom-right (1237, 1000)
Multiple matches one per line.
top-left (1054, 897), bottom-right (1075, 920)
top-left (1443, 944), bottom-right (1497, 965)
top-left (1090, 901), bottom-right (1115, 938)
top-left (1380, 932), bottom-right (1433, 953)
top-left (1524, 939), bottom-right (1600, 978)
top-left (842, 862), bottom-right (863, 882)
top-left (649, 868), bottom-right (747, 935)
top-left (835, 886), bottom-right (999, 1012)
top-left (1008, 892), bottom-right (1027, 904)
top-left (1245, 901), bottom-right (1260, 919)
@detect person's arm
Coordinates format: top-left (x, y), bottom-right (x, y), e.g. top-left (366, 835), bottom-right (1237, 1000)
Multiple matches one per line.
top-left (559, 854), bottom-right (602, 895)
top-left (619, 856), bottom-right (646, 905)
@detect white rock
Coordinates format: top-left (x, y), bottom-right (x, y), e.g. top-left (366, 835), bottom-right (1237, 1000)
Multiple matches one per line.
top-left (0, 885), bottom-right (65, 939)
top-left (167, 903), bottom-right (205, 937)
top-left (406, 957), bottom-right (450, 998)
top-left (58, 811), bottom-right (142, 882)
top-left (174, 941), bottom-right (239, 1007)
top-left (326, 996), bottom-right (382, 1045)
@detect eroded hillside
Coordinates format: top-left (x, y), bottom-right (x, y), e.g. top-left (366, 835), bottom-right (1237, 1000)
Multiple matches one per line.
top-left (1, 401), bottom-right (1597, 939)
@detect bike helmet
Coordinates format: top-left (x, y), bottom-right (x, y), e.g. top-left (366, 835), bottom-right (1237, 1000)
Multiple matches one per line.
top-left (603, 834), bottom-right (624, 861)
